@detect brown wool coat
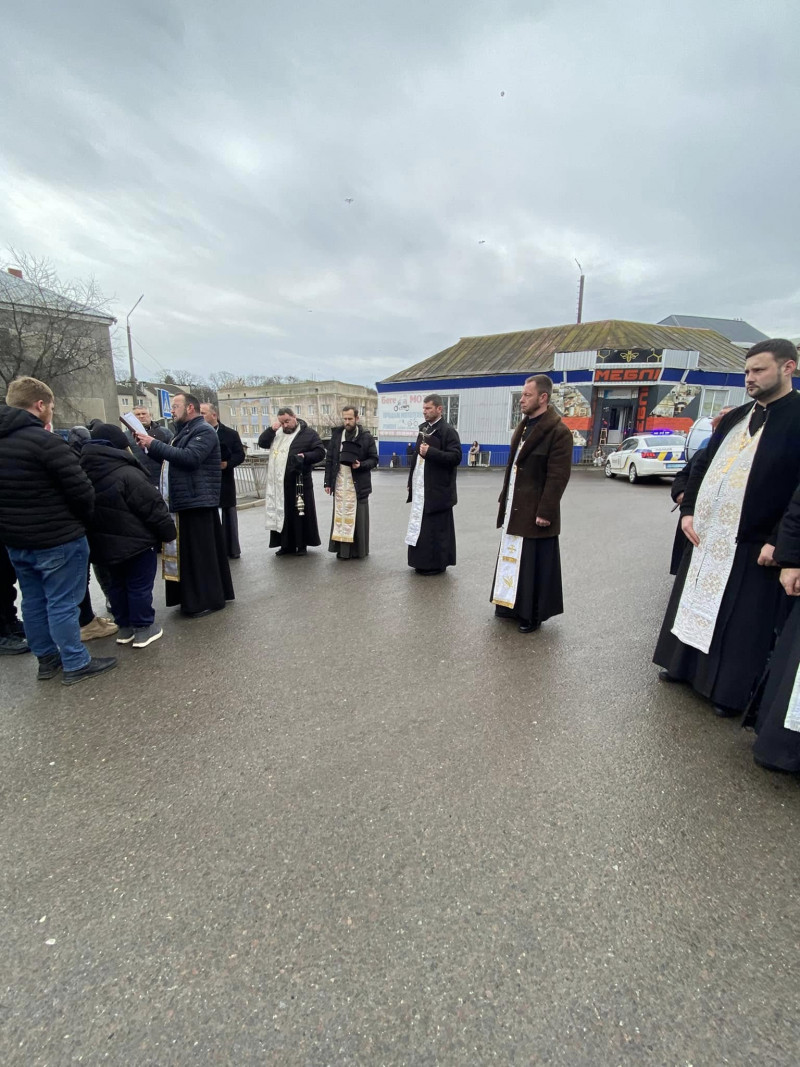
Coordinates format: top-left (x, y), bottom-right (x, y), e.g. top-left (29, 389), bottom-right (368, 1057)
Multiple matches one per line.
top-left (496, 406), bottom-right (573, 538)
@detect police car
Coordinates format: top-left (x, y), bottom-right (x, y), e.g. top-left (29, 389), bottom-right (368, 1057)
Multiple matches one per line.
top-left (604, 432), bottom-right (687, 483)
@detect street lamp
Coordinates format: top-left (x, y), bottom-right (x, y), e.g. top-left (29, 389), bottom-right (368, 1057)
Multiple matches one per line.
top-left (126, 294), bottom-right (144, 390)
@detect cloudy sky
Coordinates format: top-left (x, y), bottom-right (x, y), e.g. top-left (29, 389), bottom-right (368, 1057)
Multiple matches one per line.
top-left (3, 0), bottom-right (798, 386)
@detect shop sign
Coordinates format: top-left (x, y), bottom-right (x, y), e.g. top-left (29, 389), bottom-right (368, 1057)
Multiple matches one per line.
top-left (594, 366), bottom-right (661, 383)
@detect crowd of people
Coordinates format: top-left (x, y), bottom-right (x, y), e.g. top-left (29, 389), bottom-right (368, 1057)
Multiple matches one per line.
top-left (2, 344), bottom-right (800, 779)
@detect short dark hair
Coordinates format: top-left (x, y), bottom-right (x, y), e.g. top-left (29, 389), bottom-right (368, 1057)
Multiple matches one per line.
top-left (424, 394), bottom-right (444, 408)
top-left (525, 374), bottom-right (555, 402)
top-left (341, 405), bottom-right (358, 417)
top-left (177, 391), bottom-right (201, 412)
top-left (277, 406), bottom-right (295, 417)
top-left (745, 339), bottom-right (798, 367)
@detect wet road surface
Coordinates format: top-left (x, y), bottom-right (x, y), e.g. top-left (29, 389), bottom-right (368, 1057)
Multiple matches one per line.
top-left (2, 469), bottom-right (799, 1065)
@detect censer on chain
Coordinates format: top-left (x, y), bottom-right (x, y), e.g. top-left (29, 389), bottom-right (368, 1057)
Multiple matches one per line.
top-left (295, 470), bottom-right (305, 516)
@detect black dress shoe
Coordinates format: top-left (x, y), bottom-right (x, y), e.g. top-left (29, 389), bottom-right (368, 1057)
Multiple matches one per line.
top-left (275, 548), bottom-right (292, 556)
top-left (184, 608), bottom-right (213, 619)
top-left (295, 548), bottom-right (307, 556)
top-left (518, 621), bottom-right (541, 633)
top-left (713, 704), bottom-right (740, 718)
top-left (658, 669), bottom-right (681, 682)
top-left (414, 568), bottom-right (444, 576)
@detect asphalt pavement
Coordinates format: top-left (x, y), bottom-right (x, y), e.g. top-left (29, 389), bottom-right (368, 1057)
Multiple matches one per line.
top-left (2, 468), bottom-right (799, 1066)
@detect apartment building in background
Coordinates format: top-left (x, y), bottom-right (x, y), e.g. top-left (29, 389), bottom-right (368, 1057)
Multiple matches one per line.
top-left (217, 380), bottom-right (378, 450)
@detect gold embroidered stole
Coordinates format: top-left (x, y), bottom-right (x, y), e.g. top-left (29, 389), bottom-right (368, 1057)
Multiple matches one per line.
top-left (160, 460), bottom-right (180, 582)
top-left (332, 464), bottom-right (357, 542)
top-left (671, 418), bottom-right (763, 653)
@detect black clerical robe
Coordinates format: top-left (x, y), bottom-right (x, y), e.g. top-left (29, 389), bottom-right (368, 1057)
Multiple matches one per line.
top-left (654, 392), bottom-right (800, 712)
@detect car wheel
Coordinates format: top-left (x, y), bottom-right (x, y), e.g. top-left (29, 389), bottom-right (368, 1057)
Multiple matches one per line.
top-left (604, 461), bottom-right (616, 479)
top-left (628, 464), bottom-right (639, 484)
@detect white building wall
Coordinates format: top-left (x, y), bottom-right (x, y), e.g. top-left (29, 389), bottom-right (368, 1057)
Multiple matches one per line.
top-left (379, 384), bottom-right (524, 447)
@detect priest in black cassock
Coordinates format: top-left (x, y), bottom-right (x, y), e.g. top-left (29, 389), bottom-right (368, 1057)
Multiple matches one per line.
top-left (654, 339), bottom-right (800, 716)
top-left (200, 403), bottom-right (245, 559)
top-left (491, 375), bottom-right (573, 632)
top-left (745, 481), bottom-right (800, 773)
top-left (405, 395), bottom-right (461, 575)
top-left (135, 392), bottom-right (234, 618)
top-left (258, 408), bottom-right (326, 556)
top-left (324, 405), bottom-right (378, 559)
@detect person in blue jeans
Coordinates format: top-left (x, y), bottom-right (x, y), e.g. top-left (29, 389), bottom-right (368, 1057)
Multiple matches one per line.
top-left (0, 377), bottom-right (117, 685)
top-left (80, 424), bottom-right (177, 648)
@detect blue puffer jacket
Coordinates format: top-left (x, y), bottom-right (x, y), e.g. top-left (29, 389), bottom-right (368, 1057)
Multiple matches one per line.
top-left (145, 416), bottom-right (221, 511)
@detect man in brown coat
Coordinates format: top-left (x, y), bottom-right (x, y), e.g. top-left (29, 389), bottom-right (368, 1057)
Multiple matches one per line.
top-left (491, 375), bottom-right (573, 632)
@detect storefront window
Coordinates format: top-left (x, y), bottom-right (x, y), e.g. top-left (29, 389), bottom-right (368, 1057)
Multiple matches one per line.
top-left (701, 389), bottom-right (729, 417)
top-left (509, 391), bottom-right (522, 429)
top-left (441, 394), bottom-right (459, 428)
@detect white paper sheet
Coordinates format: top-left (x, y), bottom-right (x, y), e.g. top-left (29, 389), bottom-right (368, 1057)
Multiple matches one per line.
top-left (120, 411), bottom-right (146, 435)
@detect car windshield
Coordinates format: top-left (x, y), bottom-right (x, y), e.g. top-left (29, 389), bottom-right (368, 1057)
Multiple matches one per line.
top-left (643, 436), bottom-right (685, 447)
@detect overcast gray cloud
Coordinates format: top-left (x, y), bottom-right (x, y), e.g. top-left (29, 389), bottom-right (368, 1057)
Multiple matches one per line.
top-left (2, 0), bottom-right (798, 386)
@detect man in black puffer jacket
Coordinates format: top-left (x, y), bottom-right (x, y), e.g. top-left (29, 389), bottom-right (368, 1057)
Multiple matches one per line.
top-left (81, 424), bottom-right (177, 649)
top-left (134, 392), bottom-right (234, 618)
top-left (0, 377), bottom-right (116, 685)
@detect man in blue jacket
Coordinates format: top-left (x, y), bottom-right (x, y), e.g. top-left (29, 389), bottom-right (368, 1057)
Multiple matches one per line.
top-left (135, 392), bottom-right (234, 618)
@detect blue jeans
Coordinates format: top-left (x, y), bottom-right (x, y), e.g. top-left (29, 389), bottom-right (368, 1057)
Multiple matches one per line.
top-left (8, 537), bottom-right (91, 671)
top-left (107, 548), bottom-right (158, 629)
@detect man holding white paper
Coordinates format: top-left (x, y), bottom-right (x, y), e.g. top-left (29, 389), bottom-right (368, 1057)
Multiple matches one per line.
top-left (123, 406), bottom-right (171, 488)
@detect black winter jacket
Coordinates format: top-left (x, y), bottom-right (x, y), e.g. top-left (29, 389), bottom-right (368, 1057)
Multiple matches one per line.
top-left (324, 424), bottom-right (378, 500)
top-left (681, 392), bottom-right (800, 545)
top-left (80, 443), bottom-right (177, 564)
top-left (145, 416), bottom-right (222, 511)
top-left (217, 422), bottom-right (245, 509)
top-left (406, 419), bottom-right (461, 513)
top-left (0, 405), bottom-right (95, 549)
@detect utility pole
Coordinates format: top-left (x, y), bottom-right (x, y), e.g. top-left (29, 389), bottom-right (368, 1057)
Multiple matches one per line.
top-left (126, 294), bottom-right (144, 390)
top-left (575, 260), bottom-right (585, 323)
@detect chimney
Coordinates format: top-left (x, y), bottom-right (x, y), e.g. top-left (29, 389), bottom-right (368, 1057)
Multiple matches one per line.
top-left (7, 268), bottom-right (22, 278)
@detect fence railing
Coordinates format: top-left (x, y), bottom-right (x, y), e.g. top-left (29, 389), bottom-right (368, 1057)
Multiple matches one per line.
top-left (234, 458), bottom-right (269, 499)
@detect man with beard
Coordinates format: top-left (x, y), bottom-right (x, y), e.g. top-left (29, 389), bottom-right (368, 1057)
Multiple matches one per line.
top-left (258, 407), bottom-right (326, 556)
top-left (324, 405), bottom-right (378, 560)
top-left (135, 392), bottom-right (234, 617)
top-left (654, 339), bottom-right (800, 716)
top-left (405, 394), bottom-right (461, 575)
top-left (491, 375), bottom-right (573, 632)
top-left (200, 402), bottom-right (245, 559)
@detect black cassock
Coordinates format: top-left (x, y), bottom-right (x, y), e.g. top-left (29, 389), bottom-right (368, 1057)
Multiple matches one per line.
top-left (165, 507), bottom-right (234, 615)
top-left (745, 480), bottom-right (800, 772)
top-left (747, 600), bottom-right (800, 772)
top-left (654, 394), bottom-right (800, 713)
top-left (268, 464), bottom-right (322, 552)
top-left (654, 540), bottom-right (786, 712)
top-left (493, 537), bottom-right (563, 626)
top-left (406, 418), bottom-right (461, 573)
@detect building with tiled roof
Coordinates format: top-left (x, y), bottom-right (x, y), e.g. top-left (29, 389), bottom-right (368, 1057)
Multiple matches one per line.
top-left (657, 315), bottom-right (768, 346)
top-left (376, 319), bottom-right (771, 464)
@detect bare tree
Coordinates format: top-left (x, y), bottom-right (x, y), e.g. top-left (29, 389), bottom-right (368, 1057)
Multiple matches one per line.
top-left (161, 368), bottom-right (217, 405)
top-left (0, 250), bottom-right (116, 397)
